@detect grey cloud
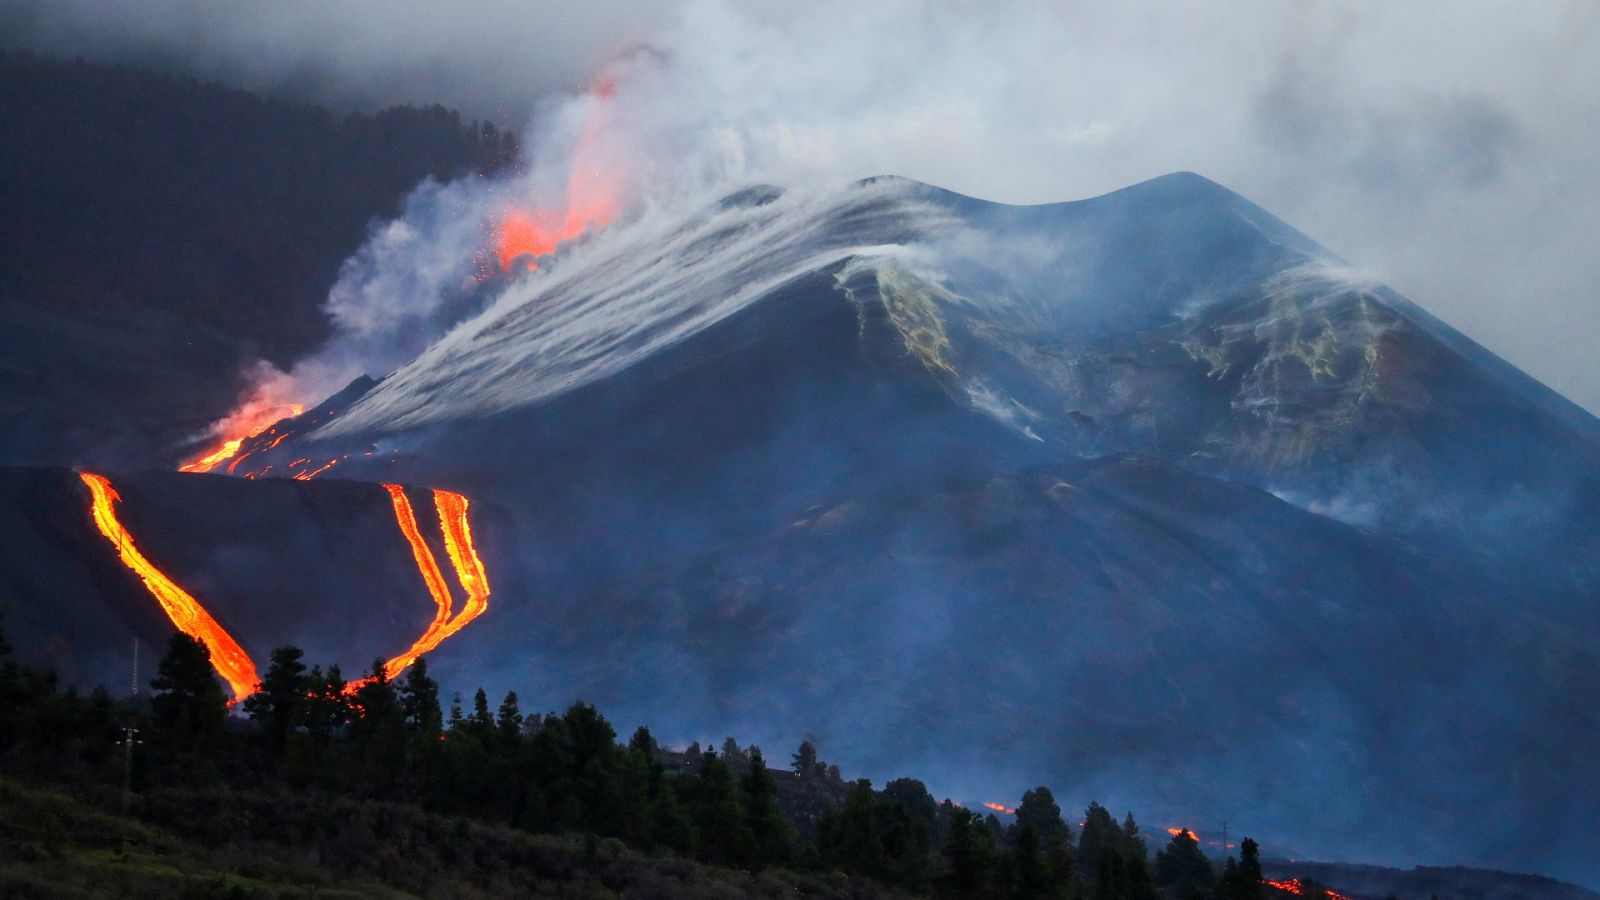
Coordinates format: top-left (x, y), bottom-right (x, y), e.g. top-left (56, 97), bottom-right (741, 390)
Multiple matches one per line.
top-left (1256, 59), bottom-right (1521, 193)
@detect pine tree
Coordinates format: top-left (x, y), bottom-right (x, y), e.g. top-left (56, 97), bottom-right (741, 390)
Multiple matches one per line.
top-left (150, 632), bottom-right (227, 743)
top-left (350, 659), bottom-right (406, 792)
top-left (877, 778), bottom-right (940, 891)
top-left (470, 687), bottom-right (493, 741)
top-left (941, 804), bottom-right (997, 898)
top-left (649, 779), bottom-right (696, 857)
top-left (820, 779), bottom-right (886, 877)
top-left (1078, 801), bottom-right (1124, 890)
top-left (242, 645), bottom-right (307, 753)
top-left (398, 657), bottom-right (443, 739)
top-left (1155, 829), bottom-right (1215, 896)
top-left (1238, 837), bottom-right (1265, 900)
top-left (693, 749), bottom-right (755, 866)
top-left (628, 725), bottom-right (657, 757)
top-left (792, 739), bottom-right (821, 778)
top-left (1121, 813), bottom-right (1161, 900)
top-left (301, 664), bottom-right (351, 741)
top-left (496, 690), bottom-right (522, 745)
top-left (741, 747), bottom-right (793, 866)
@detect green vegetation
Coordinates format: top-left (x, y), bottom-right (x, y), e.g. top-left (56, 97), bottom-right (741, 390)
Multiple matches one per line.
top-left (1, 625), bottom-right (1281, 898)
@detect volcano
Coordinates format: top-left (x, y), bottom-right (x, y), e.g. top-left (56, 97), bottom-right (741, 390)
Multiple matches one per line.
top-left (5, 172), bottom-right (1597, 887)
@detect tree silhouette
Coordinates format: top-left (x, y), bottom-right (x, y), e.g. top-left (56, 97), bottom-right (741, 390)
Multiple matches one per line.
top-left (150, 632), bottom-right (226, 744)
top-left (243, 645), bottom-right (307, 754)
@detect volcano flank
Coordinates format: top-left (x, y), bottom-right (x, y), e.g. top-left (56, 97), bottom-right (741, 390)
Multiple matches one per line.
top-left (4, 172), bottom-right (1598, 887)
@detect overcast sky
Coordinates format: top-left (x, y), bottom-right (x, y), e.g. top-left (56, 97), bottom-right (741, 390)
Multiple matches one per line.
top-left (5, 0), bottom-right (1598, 414)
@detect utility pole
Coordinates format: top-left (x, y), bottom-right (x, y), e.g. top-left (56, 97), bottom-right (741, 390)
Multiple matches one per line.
top-left (130, 637), bottom-right (140, 696)
top-left (119, 725), bottom-right (141, 852)
top-left (1220, 819), bottom-right (1229, 857)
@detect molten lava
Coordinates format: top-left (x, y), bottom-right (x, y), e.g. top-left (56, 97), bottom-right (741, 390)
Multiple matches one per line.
top-left (1264, 879), bottom-right (1351, 900)
top-left (492, 80), bottom-right (623, 272)
top-left (345, 485), bottom-right (495, 693)
top-left (79, 472), bottom-right (259, 701)
top-left (435, 489), bottom-right (491, 621)
top-left (179, 403), bottom-right (304, 474)
top-left (378, 484), bottom-right (458, 677)
top-left (292, 459), bottom-right (340, 481)
top-left (982, 802), bottom-right (1017, 815)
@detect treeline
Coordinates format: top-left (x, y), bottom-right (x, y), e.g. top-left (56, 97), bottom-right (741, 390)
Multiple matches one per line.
top-left (1, 627), bottom-right (1330, 899)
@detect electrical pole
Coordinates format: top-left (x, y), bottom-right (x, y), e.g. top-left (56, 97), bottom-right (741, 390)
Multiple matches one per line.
top-left (130, 637), bottom-right (140, 696)
top-left (119, 725), bottom-right (141, 853)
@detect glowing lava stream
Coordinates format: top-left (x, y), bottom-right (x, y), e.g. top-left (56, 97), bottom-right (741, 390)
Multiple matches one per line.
top-left (79, 472), bottom-right (260, 701)
top-left (356, 484), bottom-right (494, 688)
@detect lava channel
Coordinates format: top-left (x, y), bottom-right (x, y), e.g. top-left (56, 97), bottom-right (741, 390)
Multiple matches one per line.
top-left (79, 472), bottom-right (260, 701)
top-left (350, 484), bottom-right (494, 691)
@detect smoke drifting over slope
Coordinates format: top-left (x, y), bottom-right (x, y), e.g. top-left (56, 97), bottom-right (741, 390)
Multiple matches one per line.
top-left (5, 1), bottom-right (1599, 414)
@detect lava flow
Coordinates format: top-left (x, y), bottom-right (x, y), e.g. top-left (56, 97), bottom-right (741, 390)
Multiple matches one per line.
top-left (1264, 879), bottom-right (1351, 900)
top-left (179, 403), bottom-right (304, 474)
top-left (79, 472), bottom-right (260, 701)
top-left (347, 484), bottom-right (494, 691)
top-left (981, 802), bottom-right (1017, 815)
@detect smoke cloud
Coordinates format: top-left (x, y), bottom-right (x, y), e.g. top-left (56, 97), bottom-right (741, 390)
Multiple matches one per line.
top-left (7, 0), bottom-right (1597, 415)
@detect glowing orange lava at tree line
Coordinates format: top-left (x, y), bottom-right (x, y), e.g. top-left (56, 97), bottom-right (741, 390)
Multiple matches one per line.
top-left (1263, 878), bottom-right (1351, 900)
top-left (79, 472), bottom-right (261, 700)
top-left (79, 473), bottom-right (491, 703)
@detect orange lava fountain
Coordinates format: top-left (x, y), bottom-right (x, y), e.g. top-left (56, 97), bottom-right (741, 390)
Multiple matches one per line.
top-left (493, 80), bottom-right (623, 272)
top-left (79, 472), bottom-right (259, 701)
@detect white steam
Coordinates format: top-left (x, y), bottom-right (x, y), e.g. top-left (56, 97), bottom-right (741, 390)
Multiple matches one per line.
top-left (159, 0), bottom-right (1600, 421)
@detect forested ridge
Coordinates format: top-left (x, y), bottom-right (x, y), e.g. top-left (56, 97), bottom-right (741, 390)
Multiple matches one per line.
top-left (0, 625), bottom-right (1336, 899)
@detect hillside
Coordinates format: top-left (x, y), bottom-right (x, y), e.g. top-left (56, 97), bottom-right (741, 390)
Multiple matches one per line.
top-left (0, 50), bottom-right (516, 468)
